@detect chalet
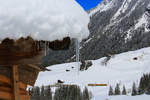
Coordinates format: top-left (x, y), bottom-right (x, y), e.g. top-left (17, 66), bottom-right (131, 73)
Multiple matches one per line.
top-left (0, 37), bottom-right (71, 100)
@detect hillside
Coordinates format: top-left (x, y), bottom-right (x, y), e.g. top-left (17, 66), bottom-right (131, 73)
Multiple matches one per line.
top-left (36, 47), bottom-right (150, 100)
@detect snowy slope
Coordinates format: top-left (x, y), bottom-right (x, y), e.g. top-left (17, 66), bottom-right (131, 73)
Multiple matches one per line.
top-left (35, 47), bottom-right (150, 100)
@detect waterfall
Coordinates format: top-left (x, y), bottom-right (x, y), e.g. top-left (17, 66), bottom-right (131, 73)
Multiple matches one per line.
top-left (75, 39), bottom-right (80, 74)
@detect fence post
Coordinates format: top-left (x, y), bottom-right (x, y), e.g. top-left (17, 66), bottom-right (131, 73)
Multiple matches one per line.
top-left (13, 65), bottom-right (20, 100)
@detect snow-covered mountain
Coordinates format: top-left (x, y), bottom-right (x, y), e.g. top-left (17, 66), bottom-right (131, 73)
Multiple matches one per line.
top-left (43, 0), bottom-right (150, 65)
top-left (80, 0), bottom-right (150, 60)
top-left (36, 47), bottom-right (150, 100)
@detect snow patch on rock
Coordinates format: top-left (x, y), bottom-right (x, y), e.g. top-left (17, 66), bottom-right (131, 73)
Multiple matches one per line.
top-left (113, 0), bottom-right (132, 20)
top-left (134, 14), bottom-right (149, 32)
top-left (89, 0), bottom-right (115, 16)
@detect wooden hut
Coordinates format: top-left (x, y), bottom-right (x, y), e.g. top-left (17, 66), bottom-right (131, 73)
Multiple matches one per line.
top-left (0, 37), bottom-right (71, 100)
top-left (0, 1), bottom-right (89, 100)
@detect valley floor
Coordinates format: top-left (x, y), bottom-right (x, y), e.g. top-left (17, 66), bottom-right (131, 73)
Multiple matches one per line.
top-left (35, 47), bottom-right (150, 100)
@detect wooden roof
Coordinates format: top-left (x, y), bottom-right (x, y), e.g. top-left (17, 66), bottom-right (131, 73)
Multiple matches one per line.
top-left (0, 37), bottom-right (42, 65)
top-left (0, 37), bottom-right (70, 66)
top-left (0, 36), bottom-right (70, 85)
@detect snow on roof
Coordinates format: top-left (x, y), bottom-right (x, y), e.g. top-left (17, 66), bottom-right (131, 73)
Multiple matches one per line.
top-left (0, 0), bottom-right (89, 42)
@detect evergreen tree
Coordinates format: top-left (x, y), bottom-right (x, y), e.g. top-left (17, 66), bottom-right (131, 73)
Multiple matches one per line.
top-left (145, 83), bottom-right (150, 95)
top-left (122, 85), bottom-right (127, 95)
top-left (83, 87), bottom-right (90, 100)
top-left (34, 86), bottom-right (40, 96)
top-left (132, 82), bottom-right (137, 96)
top-left (108, 85), bottom-right (114, 95)
top-left (138, 76), bottom-right (145, 94)
top-left (114, 83), bottom-right (121, 95)
top-left (138, 73), bottom-right (150, 94)
top-left (31, 86), bottom-right (41, 100)
top-left (41, 85), bottom-right (45, 96)
top-left (54, 86), bottom-right (68, 100)
top-left (44, 85), bottom-right (52, 100)
top-left (40, 85), bottom-right (45, 100)
top-left (54, 85), bottom-right (82, 100)
top-left (67, 85), bottom-right (82, 100)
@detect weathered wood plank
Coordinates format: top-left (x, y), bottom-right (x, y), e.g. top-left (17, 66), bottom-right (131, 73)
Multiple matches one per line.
top-left (20, 93), bottom-right (30, 100)
top-left (0, 52), bottom-right (43, 65)
top-left (0, 91), bottom-right (13, 100)
top-left (0, 71), bottom-right (30, 100)
top-left (13, 65), bottom-right (20, 100)
top-left (0, 37), bottom-right (44, 65)
top-left (0, 91), bottom-right (30, 100)
top-left (0, 75), bottom-right (10, 84)
top-left (0, 86), bottom-right (27, 94)
top-left (0, 75), bottom-right (27, 90)
top-left (0, 65), bottom-right (40, 86)
top-left (0, 37), bottom-right (71, 65)
top-left (0, 86), bottom-right (12, 93)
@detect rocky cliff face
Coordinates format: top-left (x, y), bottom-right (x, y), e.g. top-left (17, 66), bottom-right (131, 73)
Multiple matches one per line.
top-left (80, 0), bottom-right (150, 60)
top-left (43, 0), bottom-right (150, 65)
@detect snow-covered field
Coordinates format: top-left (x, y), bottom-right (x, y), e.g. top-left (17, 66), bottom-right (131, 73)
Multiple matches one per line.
top-left (35, 47), bottom-right (150, 100)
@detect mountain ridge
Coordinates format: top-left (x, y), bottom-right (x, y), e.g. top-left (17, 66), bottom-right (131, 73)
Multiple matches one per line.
top-left (80, 0), bottom-right (150, 60)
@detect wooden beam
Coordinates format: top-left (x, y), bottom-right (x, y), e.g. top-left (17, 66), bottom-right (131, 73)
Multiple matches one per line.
top-left (0, 90), bottom-right (30, 100)
top-left (0, 51), bottom-right (44, 65)
top-left (13, 65), bottom-right (20, 100)
top-left (0, 85), bottom-right (28, 95)
top-left (0, 75), bottom-right (27, 90)
top-left (88, 84), bottom-right (107, 86)
top-left (28, 64), bottom-right (41, 71)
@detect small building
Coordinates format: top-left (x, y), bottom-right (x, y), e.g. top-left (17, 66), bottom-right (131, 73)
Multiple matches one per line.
top-left (0, 37), bottom-right (71, 100)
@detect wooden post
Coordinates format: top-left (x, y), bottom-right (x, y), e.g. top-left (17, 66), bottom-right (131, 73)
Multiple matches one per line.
top-left (13, 65), bottom-right (20, 100)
